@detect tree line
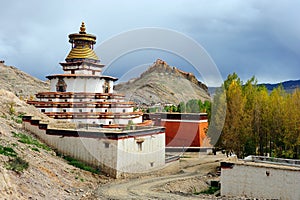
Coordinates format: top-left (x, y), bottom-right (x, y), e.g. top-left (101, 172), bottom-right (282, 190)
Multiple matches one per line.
top-left (146, 99), bottom-right (211, 114)
top-left (164, 99), bottom-right (211, 114)
top-left (211, 73), bottom-right (300, 159)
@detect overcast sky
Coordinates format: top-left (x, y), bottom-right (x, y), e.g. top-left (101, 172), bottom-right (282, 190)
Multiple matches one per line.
top-left (0, 0), bottom-right (299, 86)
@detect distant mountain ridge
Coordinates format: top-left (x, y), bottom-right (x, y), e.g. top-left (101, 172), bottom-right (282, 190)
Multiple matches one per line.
top-left (114, 59), bottom-right (211, 105)
top-left (258, 80), bottom-right (300, 93)
top-left (208, 79), bottom-right (300, 96)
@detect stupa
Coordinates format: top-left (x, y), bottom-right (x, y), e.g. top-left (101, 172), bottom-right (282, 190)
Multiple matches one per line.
top-left (29, 22), bottom-right (145, 127)
top-left (25, 22), bottom-right (166, 178)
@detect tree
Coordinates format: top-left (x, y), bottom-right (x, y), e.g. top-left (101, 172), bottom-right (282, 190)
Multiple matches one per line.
top-left (207, 87), bottom-right (226, 146)
top-left (282, 89), bottom-right (300, 158)
top-left (178, 102), bottom-right (186, 113)
top-left (186, 99), bottom-right (200, 113)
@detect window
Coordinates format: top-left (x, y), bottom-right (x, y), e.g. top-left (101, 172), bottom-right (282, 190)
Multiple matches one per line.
top-left (65, 99), bottom-right (68, 102)
top-left (105, 109), bottom-right (107, 112)
top-left (90, 109), bottom-right (93, 112)
top-left (71, 70), bottom-right (75, 74)
top-left (109, 121), bottom-right (112, 125)
top-left (104, 143), bottom-right (109, 148)
top-left (56, 78), bottom-right (67, 92)
top-left (123, 109), bottom-right (126, 113)
top-left (136, 138), bottom-right (144, 151)
top-left (41, 109), bottom-right (45, 113)
top-left (92, 70), bottom-right (95, 75)
top-left (63, 109), bottom-right (66, 112)
top-left (138, 143), bottom-right (142, 151)
top-left (79, 109), bottom-right (82, 112)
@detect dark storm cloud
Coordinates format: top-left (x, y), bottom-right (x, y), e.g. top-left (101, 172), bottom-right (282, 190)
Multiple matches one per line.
top-left (178, 1), bottom-right (300, 83)
top-left (0, 0), bottom-right (299, 83)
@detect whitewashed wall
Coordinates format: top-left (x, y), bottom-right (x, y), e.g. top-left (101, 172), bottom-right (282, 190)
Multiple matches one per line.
top-left (23, 121), bottom-right (165, 178)
top-left (50, 77), bottom-right (105, 93)
top-left (221, 162), bottom-right (300, 199)
top-left (117, 133), bottom-right (165, 174)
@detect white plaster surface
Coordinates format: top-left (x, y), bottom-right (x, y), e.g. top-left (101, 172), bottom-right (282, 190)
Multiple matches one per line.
top-left (221, 162), bottom-right (300, 199)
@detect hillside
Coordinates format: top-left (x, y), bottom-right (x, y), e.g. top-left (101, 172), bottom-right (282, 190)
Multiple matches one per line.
top-left (114, 59), bottom-right (211, 105)
top-left (0, 63), bottom-right (49, 98)
top-left (0, 89), bottom-right (108, 199)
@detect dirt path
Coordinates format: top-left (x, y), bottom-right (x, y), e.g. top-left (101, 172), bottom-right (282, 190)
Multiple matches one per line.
top-left (91, 154), bottom-right (226, 200)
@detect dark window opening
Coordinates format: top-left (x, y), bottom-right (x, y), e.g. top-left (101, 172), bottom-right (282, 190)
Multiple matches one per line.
top-left (79, 109), bottom-right (82, 112)
top-left (41, 109), bottom-right (45, 113)
top-left (105, 143), bottom-right (109, 148)
top-left (71, 70), bottom-right (75, 74)
top-left (63, 109), bottom-right (66, 112)
top-left (138, 143), bottom-right (142, 151)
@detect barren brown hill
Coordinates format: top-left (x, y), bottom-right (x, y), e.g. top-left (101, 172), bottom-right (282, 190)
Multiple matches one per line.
top-left (114, 59), bottom-right (211, 105)
top-left (0, 63), bottom-right (49, 98)
top-left (0, 89), bottom-right (109, 199)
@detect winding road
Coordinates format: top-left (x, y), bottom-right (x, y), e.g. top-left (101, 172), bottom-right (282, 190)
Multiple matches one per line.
top-left (93, 155), bottom-right (225, 199)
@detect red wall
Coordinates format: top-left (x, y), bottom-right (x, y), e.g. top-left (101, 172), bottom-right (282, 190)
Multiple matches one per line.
top-left (160, 121), bottom-right (208, 147)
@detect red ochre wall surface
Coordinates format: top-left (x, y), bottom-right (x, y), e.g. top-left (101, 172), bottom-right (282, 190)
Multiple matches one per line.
top-left (160, 121), bottom-right (208, 147)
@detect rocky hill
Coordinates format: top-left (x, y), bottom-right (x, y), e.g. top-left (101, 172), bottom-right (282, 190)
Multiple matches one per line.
top-left (114, 59), bottom-right (211, 105)
top-left (0, 63), bottom-right (49, 98)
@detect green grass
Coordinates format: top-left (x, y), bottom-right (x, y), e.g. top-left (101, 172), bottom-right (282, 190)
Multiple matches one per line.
top-left (1, 114), bottom-right (7, 119)
top-left (12, 132), bottom-right (51, 151)
top-left (0, 145), bottom-right (18, 157)
top-left (5, 157), bottom-right (29, 173)
top-left (31, 147), bottom-right (40, 152)
top-left (195, 186), bottom-right (220, 195)
top-left (15, 117), bottom-right (23, 124)
top-left (62, 155), bottom-right (100, 174)
top-left (15, 113), bottom-right (25, 124)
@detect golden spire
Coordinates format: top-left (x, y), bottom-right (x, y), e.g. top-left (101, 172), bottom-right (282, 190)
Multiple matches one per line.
top-left (66, 22), bottom-right (99, 62)
top-left (79, 22), bottom-right (86, 34)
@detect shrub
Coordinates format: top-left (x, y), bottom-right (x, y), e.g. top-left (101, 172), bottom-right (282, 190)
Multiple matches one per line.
top-left (0, 145), bottom-right (18, 157)
top-left (12, 132), bottom-right (51, 151)
top-left (5, 157), bottom-right (29, 173)
top-left (195, 186), bottom-right (219, 195)
top-left (8, 102), bottom-right (15, 115)
top-left (62, 155), bottom-right (100, 174)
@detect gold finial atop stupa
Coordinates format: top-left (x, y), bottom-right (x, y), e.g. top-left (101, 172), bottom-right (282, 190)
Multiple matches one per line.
top-left (66, 22), bottom-right (99, 62)
top-left (79, 22), bottom-right (86, 34)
